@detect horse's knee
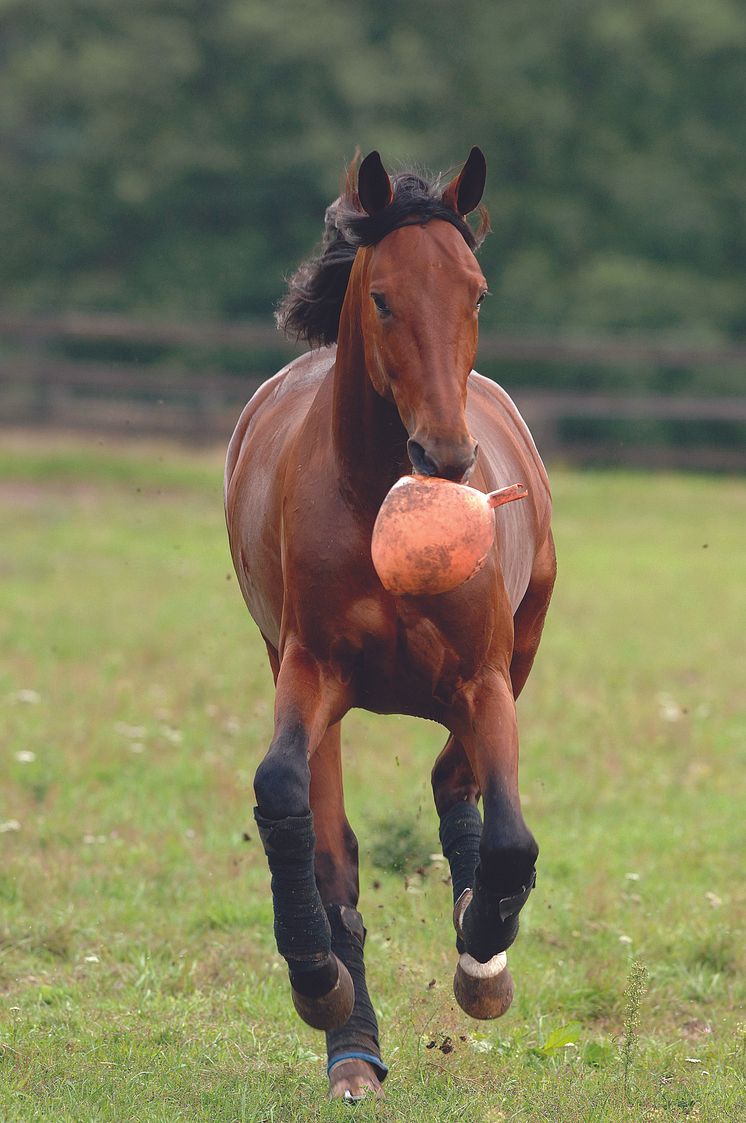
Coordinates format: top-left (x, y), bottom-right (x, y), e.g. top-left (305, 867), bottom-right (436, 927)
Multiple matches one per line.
top-left (254, 722), bottom-right (310, 819)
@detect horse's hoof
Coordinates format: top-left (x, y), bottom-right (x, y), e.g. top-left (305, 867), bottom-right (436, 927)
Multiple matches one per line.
top-left (291, 955), bottom-right (354, 1031)
top-left (453, 951), bottom-right (514, 1020)
top-left (328, 1059), bottom-right (384, 1101)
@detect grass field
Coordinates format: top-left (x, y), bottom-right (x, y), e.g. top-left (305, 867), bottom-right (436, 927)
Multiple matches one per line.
top-left (1, 437), bottom-right (744, 1122)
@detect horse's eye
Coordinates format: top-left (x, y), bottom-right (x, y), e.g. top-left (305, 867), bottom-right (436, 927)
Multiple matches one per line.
top-left (371, 292), bottom-right (391, 317)
top-left (476, 291), bottom-right (489, 310)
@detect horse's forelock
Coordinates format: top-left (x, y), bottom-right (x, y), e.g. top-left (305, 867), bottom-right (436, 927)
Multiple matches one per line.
top-left (338, 169), bottom-right (485, 251)
top-left (276, 164), bottom-right (489, 347)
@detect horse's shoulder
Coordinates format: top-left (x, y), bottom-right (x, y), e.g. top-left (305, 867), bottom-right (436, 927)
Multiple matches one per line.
top-left (272, 347), bottom-right (337, 400)
top-left (225, 347), bottom-right (336, 495)
top-left (244, 347), bottom-right (336, 421)
top-left (468, 371), bottom-right (550, 486)
top-left (468, 370), bottom-right (523, 422)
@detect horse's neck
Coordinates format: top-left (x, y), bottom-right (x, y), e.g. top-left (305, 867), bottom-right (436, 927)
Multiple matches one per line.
top-left (331, 265), bottom-right (409, 511)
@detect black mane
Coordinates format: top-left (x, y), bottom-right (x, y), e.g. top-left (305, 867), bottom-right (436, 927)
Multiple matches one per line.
top-left (276, 170), bottom-right (489, 348)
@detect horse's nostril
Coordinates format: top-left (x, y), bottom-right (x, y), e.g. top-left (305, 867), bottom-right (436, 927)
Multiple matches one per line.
top-left (407, 440), bottom-right (438, 477)
top-left (407, 439), bottom-right (479, 481)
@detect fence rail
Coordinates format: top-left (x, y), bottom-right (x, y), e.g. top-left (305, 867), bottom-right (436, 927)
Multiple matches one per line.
top-left (3, 310), bottom-right (746, 367)
top-left (1, 312), bottom-right (744, 470)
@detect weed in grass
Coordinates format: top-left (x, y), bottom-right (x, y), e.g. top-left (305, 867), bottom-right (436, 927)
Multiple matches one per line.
top-left (620, 959), bottom-right (648, 1102)
top-left (727, 1020), bottom-right (746, 1104)
top-left (529, 1019), bottom-right (582, 1060)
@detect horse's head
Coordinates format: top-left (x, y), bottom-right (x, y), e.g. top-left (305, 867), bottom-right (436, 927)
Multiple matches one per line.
top-left (355, 148), bottom-right (488, 483)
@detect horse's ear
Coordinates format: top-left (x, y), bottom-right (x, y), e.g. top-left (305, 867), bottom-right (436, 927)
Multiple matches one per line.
top-left (442, 146), bottom-right (487, 217)
top-left (357, 151), bottom-right (393, 216)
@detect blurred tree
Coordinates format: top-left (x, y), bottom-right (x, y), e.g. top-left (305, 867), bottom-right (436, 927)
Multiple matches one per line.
top-left (0, 0), bottom-right (438, 315)
top-left (408, 0), bottom-right (746, 336)
top-left (0, 0), bottom-right (744, 341)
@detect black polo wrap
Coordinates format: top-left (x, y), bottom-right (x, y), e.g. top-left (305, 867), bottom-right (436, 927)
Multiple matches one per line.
top-left (439, 801), bottom-right (483, 951)
top-left (324, 904), bottom-right (387, 1082)
top-left (460, 867), bottom-right (537, 962)
top-left (254, 809), bottom-right (332, 971)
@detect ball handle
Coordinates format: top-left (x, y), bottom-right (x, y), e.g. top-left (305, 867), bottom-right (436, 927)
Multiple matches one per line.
top-left (487, 483), bottom-right (528, 509)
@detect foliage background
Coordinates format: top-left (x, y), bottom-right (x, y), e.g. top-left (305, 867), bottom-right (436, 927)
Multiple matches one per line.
top-left (1, 0), bottom-right (745, 341)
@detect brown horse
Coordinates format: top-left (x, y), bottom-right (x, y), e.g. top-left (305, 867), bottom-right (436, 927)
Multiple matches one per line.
top-left (224, 148), bottom-right (555, 1100)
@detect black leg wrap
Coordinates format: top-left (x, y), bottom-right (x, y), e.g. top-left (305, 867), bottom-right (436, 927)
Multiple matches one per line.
top-left (324, 905), bottom-right (388, 1083)
top-left (254, 809), bottom-right (332, 973)
top-left (439, 801), bottom-right (482, 952)
top-left (461, 867), bottom-right (536, 963)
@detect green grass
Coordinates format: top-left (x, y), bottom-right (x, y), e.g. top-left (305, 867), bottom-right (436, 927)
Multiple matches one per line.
top-left (1, 437), bottom-right (745, 1121)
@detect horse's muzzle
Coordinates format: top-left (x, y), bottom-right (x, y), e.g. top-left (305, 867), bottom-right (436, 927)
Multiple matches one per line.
top-left (407, 438), bottom-right (478, 483)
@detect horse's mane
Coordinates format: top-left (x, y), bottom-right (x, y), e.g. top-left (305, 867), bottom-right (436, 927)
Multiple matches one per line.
top-left (276, 162), bottom-right (490, 348)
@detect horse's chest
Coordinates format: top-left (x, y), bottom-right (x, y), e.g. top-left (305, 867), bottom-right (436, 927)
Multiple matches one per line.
top-left (350, 588), bottom-right (497, 717)
top-left (285, 501), bottom-right (510, 716)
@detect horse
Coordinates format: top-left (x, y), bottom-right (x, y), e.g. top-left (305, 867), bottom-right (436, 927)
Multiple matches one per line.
top-left (224, 148), bottom-right (555, 1101)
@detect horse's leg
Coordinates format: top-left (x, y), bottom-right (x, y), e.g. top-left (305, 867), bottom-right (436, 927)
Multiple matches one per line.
top-left (253, 641), bottom-right (354, 1031)
top-left (445, 671), bottom-right (538, 1018)
top-left (310, 722), bottom-right (387, 1100)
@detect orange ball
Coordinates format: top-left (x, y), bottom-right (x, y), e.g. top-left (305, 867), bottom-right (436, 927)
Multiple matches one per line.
top-left (371, 475), bottom-right (527, 596)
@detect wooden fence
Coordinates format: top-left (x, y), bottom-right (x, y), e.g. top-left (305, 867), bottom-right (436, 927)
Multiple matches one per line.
top-left (1, 312), bottom-right (744, 470)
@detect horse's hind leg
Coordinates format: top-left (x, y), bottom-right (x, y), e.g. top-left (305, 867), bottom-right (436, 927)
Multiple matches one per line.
top-left (253, 641), bottom-right (354, 1032)
top-left (432, 735), bottom-right (483, 935)
top-left (311, 722), bottom-right (387, 1100)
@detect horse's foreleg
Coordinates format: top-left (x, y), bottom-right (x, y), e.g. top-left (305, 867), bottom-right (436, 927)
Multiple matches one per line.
top-left (431, 736), bottom-right (482, 949)
top-left (310, 723), bottom-right (386, 1100)
top-left (446, 672), bottom-right (538, 1018)
top-left (253, 643), bottom-right (354, 1031)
